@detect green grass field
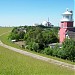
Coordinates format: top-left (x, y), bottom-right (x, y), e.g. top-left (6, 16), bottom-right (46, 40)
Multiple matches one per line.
top-left (0, 46), bottom-right (74, 75)
top-left (0, 27), bottom-right (21, 48)
top-left (0, 27), bottom-right (13, 34)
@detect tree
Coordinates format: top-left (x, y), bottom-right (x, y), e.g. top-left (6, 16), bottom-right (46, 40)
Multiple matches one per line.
top-left (52, 44), bottom-right (59, 57)
top-left (9, 26), bottom-right (25, 41)
top-left (9, 33), bottom-right (19, 41)
top-left (18, 31), bottom-right (25, 39)
top-left (24, 26), bottom-right (58, 51)
top-left (44, 47), bottom-right (53, 55)
top-left (62, 39), bottom-right (75, 62)
top-left (26, 42), bottom-right (39, 52)
top-left (32, 42), bottom-right (39, 52)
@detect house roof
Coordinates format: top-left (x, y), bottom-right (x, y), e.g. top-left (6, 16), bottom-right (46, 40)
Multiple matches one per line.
top-left (67, 30), bottom-right (75, 40)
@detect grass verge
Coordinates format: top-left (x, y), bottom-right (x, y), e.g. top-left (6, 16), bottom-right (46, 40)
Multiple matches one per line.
top-left (0, 46), bottom-right (74, 75)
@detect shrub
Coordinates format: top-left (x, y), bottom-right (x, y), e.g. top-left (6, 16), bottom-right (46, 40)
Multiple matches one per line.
top-left (44, 47), bottom-right (53, 55)
top-left (52, 44), bottom-right (59, 57)
top-left (62, 39), bottom-right (75, 62)
top-left (26, 42), bottom-right (39, 52)
top-left (32, 42), bottom-right (39, 52)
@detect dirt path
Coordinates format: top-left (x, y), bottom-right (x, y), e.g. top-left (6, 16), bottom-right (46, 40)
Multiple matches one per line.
top-left (0, 40), bottom-right (75, 70)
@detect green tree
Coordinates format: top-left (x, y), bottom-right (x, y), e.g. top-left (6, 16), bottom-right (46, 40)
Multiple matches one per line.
top-left (24, 26), bottom-right (58, 50)
top-left (52, 44), bottom-right (59, 57)
top-left (18, 31), bottom-right (25, 39)
top-left (62, 39), bottom-right (75, 62)
top-left (44, 47), bottom-right (53, 55)
top-left (32, 42), bottom-right (39, 52)
top-left (9, 33), bottom-right (19, 41)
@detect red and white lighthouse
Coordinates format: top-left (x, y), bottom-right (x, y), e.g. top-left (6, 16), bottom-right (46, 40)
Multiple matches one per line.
top-left (59, 9), bottom-right (74, 43)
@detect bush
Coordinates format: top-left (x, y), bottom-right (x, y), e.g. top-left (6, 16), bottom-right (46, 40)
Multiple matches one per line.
top-left (44, 47), bottom-right (53, 55)
top-left (26, 42), bottom-right (39, 52)
top-left (62, 39), bottom-right (75, 62)
top-left (52, 44), bottom-right (59, 57)
top-left (26, 42), bottom-right (33, 51)
top-left (9, 33), bottom-right (19, 41)
top-left (32, 42), bottom-right (39, 52)
top-left (57, 49), bottom-right (67, 59)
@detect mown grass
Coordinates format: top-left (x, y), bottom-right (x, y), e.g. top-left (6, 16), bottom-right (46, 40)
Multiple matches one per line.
top-left (0, 32), bottom-right (21, 48)
top-left (0, 46), bottom-right (74, 75)
top-left (0, 27), bottom-right (13, 34)
top-left (0, 27), bottom-right (21, 48)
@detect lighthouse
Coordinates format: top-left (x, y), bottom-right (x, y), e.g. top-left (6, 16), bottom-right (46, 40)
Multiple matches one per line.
top-left (59, 8), bottom-right (75, 43)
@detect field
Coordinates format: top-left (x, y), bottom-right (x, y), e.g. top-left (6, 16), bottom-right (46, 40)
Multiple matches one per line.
top-left (0, 27), bottom-right (75, 75)
top-left (0, 27), bottom-right (21, 48)
top-left (0, 46), bottom-right (74, 75)
top-left (0, 27), bottom-right (12, 35)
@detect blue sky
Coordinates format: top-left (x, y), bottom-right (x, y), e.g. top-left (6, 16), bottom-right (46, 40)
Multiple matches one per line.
top-left (0, 0), bottom-right (74, 26)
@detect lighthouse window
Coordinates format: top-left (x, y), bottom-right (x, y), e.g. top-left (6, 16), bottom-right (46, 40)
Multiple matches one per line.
top-left (66, 16), bottom-right (69, 18)
top-left (71, 16), bottom-right (72, 20)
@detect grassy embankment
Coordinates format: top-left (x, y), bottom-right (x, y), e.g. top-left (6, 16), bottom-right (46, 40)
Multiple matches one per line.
top-left (0, 27), bottom-right (75, 75)
top-left (0, 27), bottom-right (75, 65)
top-left (0, 27), bottom-right (21, 48)
top-left (0, 27), bottom-right (12, 34)
top-left (0, 46), bottom-right (74, 75)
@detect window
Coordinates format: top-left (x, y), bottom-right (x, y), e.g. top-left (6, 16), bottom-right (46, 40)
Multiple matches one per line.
top-left (66, 15), bottom-right (69, 19)
top-left (71, 16), bottom-right (72, 20)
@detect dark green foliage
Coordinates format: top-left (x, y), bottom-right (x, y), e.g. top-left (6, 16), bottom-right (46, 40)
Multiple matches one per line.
top-left (9, 27), bottom-right (25, 41)
top-left (43, 39), bottom-right (75, 62)
top-left (26, 42), bottom-right (33, 51)
top-left (9, 32), bottom-right (19, 41)
top-left (24, 26), bottom-right (58, 51)
top-left (9, 26), bottom-right (75, 62)
top-left (44, 47), bottom-right (53, 55)
top-left (57, 49), bottom-right (67, 59)
top-left (9, 26), bottom-right (59, 53)
top-left (26, 42), bottom-right (39, 52)
top-left (52, 39), bottom-right (75, 62)
top-left (52, 44), bottom-right (60, 57)
top-left (62, 39), bottom-right (75, 62)
top-left (32, 42), bottom-right (39, 52)
top-left (18, 31), bottom-right (25, 39)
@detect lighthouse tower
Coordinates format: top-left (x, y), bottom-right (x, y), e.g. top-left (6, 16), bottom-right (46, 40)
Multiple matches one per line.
top-left (59, 8), bottom-right (74, 43)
